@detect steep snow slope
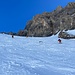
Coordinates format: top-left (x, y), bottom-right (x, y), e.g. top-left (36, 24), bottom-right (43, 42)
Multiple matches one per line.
top-left (0, 33), bottom-right (75, 75)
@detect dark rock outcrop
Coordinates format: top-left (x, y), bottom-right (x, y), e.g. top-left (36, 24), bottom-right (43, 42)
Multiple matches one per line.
top-left (58, 31), bottom-right (75, 39)
top-left (18, 2), bottom-right (75, 37)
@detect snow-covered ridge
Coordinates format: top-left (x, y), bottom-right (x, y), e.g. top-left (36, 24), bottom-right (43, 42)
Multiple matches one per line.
top-left (66, 29), bottom-right (75, 35)
top-left (0, 32), bottom-right (75, 75)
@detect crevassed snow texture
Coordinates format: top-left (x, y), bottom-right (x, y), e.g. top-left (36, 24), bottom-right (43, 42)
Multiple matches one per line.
top-left (0, 33), bottom-right (75, 75)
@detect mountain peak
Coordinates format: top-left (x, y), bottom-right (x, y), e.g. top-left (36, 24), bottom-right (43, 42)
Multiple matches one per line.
top-left (56, 6), bottom-right (63, 12)
top-left (18, 2), bottom-right (75, 37)
top-left (66, 2), bottom-right (75, 8)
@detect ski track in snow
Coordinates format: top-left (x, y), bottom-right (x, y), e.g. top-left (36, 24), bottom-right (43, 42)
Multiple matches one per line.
top-left (0, 34), bottom-right (75, 75)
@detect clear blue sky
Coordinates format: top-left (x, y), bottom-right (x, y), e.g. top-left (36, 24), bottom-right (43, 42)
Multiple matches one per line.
top-left (0, 0), bottom-right (75, 32)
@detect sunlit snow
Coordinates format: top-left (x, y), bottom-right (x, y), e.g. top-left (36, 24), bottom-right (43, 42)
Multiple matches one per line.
top-left (0, 30), bottom-right (75, 75)
top-left (67, 29), bottom-right (75, 35)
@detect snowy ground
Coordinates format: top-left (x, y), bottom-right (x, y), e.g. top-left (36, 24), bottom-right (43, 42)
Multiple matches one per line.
top-left (0, 32), bottom-right (75, 75)
top-left (67, 29), bottom-right (75, 35)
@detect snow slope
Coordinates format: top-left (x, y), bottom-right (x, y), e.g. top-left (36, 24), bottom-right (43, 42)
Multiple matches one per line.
top-left (0, 32), bottom-right (75, 75)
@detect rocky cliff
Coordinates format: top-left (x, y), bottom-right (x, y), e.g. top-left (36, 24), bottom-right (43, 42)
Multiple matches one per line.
top-left (18, 2), bottom-right (75, 37)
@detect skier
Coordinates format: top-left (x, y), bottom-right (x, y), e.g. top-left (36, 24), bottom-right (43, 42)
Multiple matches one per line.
top-left (12, 35), bottom-right (14, 38)
top-left (58, 39), bottom-right (61, 43)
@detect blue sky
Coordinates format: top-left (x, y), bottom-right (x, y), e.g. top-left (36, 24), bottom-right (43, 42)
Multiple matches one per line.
top-left (0, 0), bottom-right (75, 32)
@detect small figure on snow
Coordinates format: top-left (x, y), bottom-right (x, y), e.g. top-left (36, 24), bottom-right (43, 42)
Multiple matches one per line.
top-left (58, 39), bottom-right (61, 43)
top-left (12, 35), bottom-right (14, 38)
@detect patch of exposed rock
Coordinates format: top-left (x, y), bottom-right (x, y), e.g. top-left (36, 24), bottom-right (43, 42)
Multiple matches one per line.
top-left (58, 31), bottom-right (75, 39)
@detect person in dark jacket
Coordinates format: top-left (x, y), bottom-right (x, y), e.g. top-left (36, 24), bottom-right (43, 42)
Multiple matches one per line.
top-left (58, 39), bottom-right (61, 43)
top-left (12, 35), bottom-right (14, 38)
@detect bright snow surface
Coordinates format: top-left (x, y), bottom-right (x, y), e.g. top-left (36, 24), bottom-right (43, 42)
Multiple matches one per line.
top-left (67, 29), bottom-right (75, 35)
top-left (0, 32), bottom-right (75, 75)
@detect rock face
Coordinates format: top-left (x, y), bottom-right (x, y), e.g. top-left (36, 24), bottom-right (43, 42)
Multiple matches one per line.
top-left (24, 13), bottom-right (54, 37)
top-left (58, 31), bottom-right (75, 39)
top-left (18, 2), bottom-right (75, 37)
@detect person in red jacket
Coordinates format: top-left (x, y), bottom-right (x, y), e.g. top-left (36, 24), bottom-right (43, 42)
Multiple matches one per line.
top-left (58, 39), bottom-right (61, 43)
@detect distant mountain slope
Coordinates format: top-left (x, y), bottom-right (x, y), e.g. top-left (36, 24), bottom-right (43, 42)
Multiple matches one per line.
top-left (18, 2), bottom-right (75, 37)
top-left (0, 30), bottom-right (75, 75)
